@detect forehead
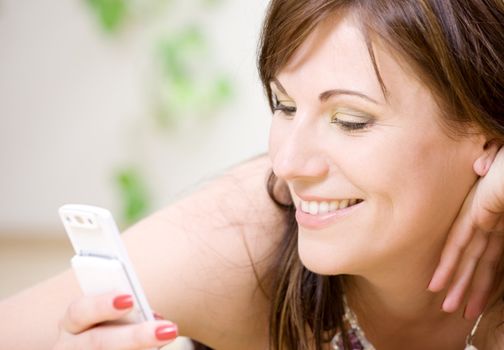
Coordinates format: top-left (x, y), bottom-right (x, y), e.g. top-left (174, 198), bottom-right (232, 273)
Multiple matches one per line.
top-left (275, 12), bottom-right (425, 108)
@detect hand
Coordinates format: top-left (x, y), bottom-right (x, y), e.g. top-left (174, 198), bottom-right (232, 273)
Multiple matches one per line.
top-left (53, 292), bottom-right (178, 350)
top-left (428, 143), bottom-right (504, 319)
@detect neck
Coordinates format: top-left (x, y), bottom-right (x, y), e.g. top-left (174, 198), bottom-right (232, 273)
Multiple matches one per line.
top-left (345, 241), bottom-right (477, 348)
top-left (348, 252), bottom-right (445, 321)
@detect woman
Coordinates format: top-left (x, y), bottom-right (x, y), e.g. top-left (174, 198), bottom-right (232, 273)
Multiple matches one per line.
top-left (1, 0), bottom-right (503, 349)
top-left (261, 0), bottom-right (504, 348)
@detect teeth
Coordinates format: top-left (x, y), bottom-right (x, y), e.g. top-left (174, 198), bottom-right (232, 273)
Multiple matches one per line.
top-left (339, 199), bottom-right (349, 209)
top-left (309, 201), bottom-right (318, 215)
top-left (318, 201), bottom-right (329, 214)
top-left (300, 199), bottom-right (361, 215)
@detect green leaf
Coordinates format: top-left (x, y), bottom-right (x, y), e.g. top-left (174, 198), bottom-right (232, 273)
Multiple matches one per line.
top-left (87, 0), bottom-right (128, 32)
top-left (114, 167), bottom-right (151, 225)
top-left (212, 76), bottom-right (233, 103)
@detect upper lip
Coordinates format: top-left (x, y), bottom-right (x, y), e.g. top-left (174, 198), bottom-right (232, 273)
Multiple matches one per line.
top-left (293, 192), bottom-right (362, 202)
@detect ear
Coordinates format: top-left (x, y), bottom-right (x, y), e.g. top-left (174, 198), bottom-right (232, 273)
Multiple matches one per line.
top-left (473, 139), bottom-right (500, 176)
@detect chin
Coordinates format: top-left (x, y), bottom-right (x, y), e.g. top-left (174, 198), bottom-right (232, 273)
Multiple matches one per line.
top-left (297, 234), bottom-right (359, 276)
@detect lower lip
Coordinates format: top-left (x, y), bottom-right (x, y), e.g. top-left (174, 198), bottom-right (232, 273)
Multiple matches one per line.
top-left (295, 202), bottom-right (363, 230)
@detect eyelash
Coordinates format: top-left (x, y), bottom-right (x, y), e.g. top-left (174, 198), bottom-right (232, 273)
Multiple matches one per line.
top-left (273, 98), bottom-right (371, 132)
top-left (330, 116), bottom-right (371, 131)
top-left (272, 95), bottom-right (297, 116)
top-left (273, 102), bottom-right (297, 116)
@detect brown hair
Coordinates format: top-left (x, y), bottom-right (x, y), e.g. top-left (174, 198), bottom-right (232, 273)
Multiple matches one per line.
top-left (258, 0), bottom-right (504, 349)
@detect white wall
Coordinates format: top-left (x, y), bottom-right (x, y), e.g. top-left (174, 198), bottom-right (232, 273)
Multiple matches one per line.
top-left (0, 0), bottom-right (272, 235)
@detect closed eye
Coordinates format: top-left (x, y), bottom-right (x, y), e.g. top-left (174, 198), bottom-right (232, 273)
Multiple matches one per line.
top-left (272, 94), bottom-right (296, 117)
top-left (273, 103), bottom-right (297, 116)
top-left (331, 111), bottom-right (373, 132)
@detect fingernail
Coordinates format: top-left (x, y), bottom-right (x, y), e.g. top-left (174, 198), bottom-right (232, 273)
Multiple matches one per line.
top-left (427, 275), bottom-right (439, 291)
top-left (426, 280), bottom-right (434, 291)
top-left (441, 298), bottom-right (449, 312)
top-left (155, 324), bottom-right (178, 341)
top-left (113, 294), bottom-right (133, 310)
top-left (442, 298), bottom-right (455, 313)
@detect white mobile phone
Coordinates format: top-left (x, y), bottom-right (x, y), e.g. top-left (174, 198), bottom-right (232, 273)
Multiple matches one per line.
top-left (59, 204), bottom-right (154, 324)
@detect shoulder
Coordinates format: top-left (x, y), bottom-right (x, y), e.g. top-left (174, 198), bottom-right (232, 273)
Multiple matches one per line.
top-left (123, 154), bottom-right (286, 349)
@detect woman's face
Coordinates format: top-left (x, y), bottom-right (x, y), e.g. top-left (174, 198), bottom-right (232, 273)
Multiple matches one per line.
top-left (268, 13), bottom-right (484, 275)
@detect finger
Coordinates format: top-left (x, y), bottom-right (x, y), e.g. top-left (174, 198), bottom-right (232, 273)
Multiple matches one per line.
top-left (441, 229), bottom-right (489, 313)
top-left (60, 292), bottom-right (134, 335)
top-left (428, 198), bottom-right (476, 292)
top-left (474, 198), bottom-right (503, 233)
top-left (79, 321), bottom-right (178, 350)
top-left (463, 233), bottom-right (504, 320)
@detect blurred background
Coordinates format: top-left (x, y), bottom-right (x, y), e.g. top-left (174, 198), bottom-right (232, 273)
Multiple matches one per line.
top-left (0, 0), bottom-right (271, 347)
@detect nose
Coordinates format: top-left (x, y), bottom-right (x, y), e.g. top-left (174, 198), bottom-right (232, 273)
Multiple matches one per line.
top-left (271, 120), bottom-right (330, 181)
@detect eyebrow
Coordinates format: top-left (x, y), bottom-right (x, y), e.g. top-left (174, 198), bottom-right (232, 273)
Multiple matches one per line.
top-left (271, 78), bottom-right (380, 105)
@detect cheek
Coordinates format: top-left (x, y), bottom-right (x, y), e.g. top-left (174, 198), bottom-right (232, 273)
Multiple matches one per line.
top-left (333, 126), bottom-right (466, 206)
top-left (354, 129), bottom-right (476, 248)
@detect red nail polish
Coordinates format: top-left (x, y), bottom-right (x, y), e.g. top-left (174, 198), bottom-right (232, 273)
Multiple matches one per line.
top-left (113, 294), bottom-right (133, 310)
top-left (155, 324), bottom-right (178, 341)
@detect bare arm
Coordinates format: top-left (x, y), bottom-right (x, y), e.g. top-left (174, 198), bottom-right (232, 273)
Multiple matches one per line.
top-left (0, 155), bottom-right (285, 350)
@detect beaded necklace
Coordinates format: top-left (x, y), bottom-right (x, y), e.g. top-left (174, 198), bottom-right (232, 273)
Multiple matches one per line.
top-left (331, 298), bottom-right (484, 350)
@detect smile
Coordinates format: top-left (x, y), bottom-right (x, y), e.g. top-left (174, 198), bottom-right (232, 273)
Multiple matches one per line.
top-left (300, 199), bottom-right (364, 215)
top-left (296, 198), bottom-right (364, 230)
